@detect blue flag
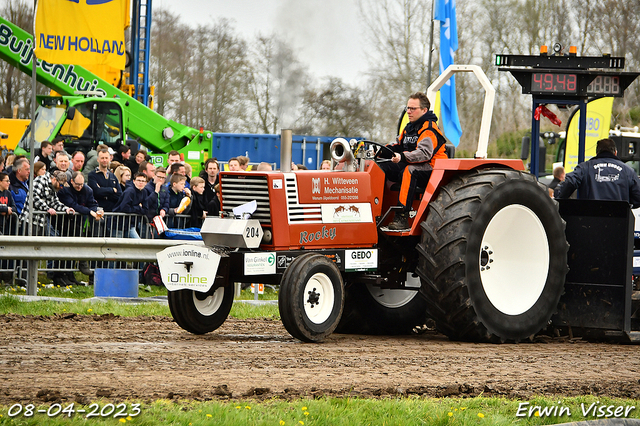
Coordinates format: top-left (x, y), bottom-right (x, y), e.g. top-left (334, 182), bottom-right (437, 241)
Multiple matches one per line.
top-left (435, 0), bottom-right (462, 146)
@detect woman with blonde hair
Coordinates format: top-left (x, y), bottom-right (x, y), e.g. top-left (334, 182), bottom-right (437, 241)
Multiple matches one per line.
top-left (114, 165), bottom-right (132, 192)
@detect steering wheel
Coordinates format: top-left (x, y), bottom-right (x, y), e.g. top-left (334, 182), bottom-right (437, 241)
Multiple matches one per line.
top-left (360, 140), bottom-right (396, 164)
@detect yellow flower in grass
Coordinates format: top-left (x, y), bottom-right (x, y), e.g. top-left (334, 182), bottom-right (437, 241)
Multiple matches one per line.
top-left (534, 411), bottom-right (540, 417)
top-left (206, 414), bottom-right (212, 417)
top-left (119, 419), bottom-right (126, 423)
top-left (301, 407), bottom-right (307, 411)
top-left (478, 413), bottom-right (485, 418)
top-left (280, 421), bottom-right (285, 426)
top-left (448, 412), bottom-right (453, 417)
top-left (299, 422), bottom-right (304, 425)
top-left (235, 406), bottom-right (241, 409)
top-left (245, 406), bottom-right (251, 410)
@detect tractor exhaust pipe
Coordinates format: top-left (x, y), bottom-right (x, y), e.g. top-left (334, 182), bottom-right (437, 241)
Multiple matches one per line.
top-left (280, 129), bottom-right (292, 172)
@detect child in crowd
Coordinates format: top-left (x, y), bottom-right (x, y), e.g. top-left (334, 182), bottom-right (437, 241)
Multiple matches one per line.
top-left (188, 176), bottom-right (207, 227)
top-left (167, 174), bottom-right (191, 227)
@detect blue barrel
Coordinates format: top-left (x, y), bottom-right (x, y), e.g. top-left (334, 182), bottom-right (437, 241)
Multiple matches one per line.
top-left (94, 269), bottom-right (139, 298)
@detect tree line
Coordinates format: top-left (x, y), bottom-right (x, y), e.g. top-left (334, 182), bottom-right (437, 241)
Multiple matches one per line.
top-left (1, 0), bottom-right (639, 157)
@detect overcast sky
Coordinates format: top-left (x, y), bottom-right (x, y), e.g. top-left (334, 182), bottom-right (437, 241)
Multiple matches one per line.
top-left (154, 0), bottom-right (369, 86)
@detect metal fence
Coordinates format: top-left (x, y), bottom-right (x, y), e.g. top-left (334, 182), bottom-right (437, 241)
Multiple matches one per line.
top-left (0, 211), bottom-right (192, 282)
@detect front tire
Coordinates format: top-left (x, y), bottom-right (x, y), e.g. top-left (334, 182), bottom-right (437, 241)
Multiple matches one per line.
top-left (279, 253), bottom-right (344, 342)
top-left (168, 285), bottom-right (234, 335)
top-left (416, 169), bottom-right (568, 342)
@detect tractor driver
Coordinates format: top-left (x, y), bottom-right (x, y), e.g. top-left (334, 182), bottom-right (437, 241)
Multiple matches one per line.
top-left (380, 92), bottom-right (448, 230)
top-left (554, 138), bottom-right (640, 207)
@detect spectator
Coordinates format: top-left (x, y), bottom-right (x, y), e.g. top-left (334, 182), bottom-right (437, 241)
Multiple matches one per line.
top-left (88, 149), bottom-right (121, 212)
top-left (51, 136), bottom-right (70, 160)
top-left (0, 171), bottom-right (16, 234)
top-left (34, 141), bottom-right (53, 171)
top-left (133, 148), bottom-right (148, 171)
top-left (228, 157), bottom-right (241, 171)
top-left (184, 162), bottom-right (192, 179)
top-left (321, 160), bottom-right (332, 170)
top-left (9, 157), bottom-right (29, 214)
top-left (189, 176), bottom-right (207, 227)
top-left (50, 151), bottom-right (73, 182)
top-left (167, 162), bottom-right (191, 190)
top-left (117, 145), bottom-right (138, 173)
top-left (109, 160), bottom-right (123, 173)
top-left (167, 174), bottom-right (191, 227)
top-left (256, 162), bottom-right (272, 171)
top-left (237, 155), bottom-right (250, 171)
top-left (167, 150), bottom-right (181, 166)
top-left (113, 173), bottom-right (149, 238)
top-left (58, 171), bottom-right (101, 221)
top-left (20, 170), bottom-right (75, 234)
top-left (0, 155), bottom-right (4, 173)
top-left (82, 145), bottom-right (106, 179)
top-left (548, 166), bottom-right (565, 197)
top-left (139, 161), bottom-right (156, 181)
top-left (4, 154), bottom-right (15, 169)
top-left (144, 166), bottom-right (169, 220)
top-left (296, 164), bottom-right (308, 170)
top-left (70, 151), bottom-right (85, 173)
top-left (34, 161), bottom-right (47, 177)
top-left (200, 158), bottom-right (219, 206)
top-left (114, 165), bottom-right (131, 192)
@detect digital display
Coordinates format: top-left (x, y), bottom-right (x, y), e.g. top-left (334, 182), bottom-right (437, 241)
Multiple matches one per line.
top-left (531, 73), bottom-right (578, 94)
top-left (586, 75), bottom-right (621, 95)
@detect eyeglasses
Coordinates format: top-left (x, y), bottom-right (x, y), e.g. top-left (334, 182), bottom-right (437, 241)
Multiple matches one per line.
top-left (135, 179), bottom-right (147, 183)
top-left (71, 180), bottom-right (83, 187)
top-left (406, 107), bottom-right (423, 111)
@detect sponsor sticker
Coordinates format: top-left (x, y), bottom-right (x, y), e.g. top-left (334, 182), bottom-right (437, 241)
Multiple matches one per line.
top-left (321, 203), bottom-right (373, 223)
top-left (245, 252), bottom-right (276, 275)
top-left (273, 179), bottom-right (283, 189)
top-left (344, 249), bottom-right (377, 272)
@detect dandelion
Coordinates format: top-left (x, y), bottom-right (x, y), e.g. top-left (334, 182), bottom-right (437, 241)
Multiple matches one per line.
top-left (206, 414), bottom-right (212, 417)
top-left (280, 421), bottom-right (285, 426)
top-left (301, 407), bottom-right (307, 411)
top-left (534, 411), bottom-right (540, 417)
top-left (119, 419), bottom-right (126, 423)
top-left (126, 416), bottom-right (132, 421)
top-left (299, 422), bottom-right (304, 425)
top-left (236, 406), bottom-right (241, 409)
top-left (245, 406), bottom-right (251, 410)
top-left (56, 285), bottom-right (60, 288)
top-left (87, 308), bottom-right (92, 313)
top-left (448, 412), bottom-right (453, 417)
top-left (478, 413), bottom-right (485, 418)
top-left (304, 412), bottom-right (309, 416)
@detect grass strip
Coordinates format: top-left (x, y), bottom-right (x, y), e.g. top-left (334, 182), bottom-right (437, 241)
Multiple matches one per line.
top-left (0, 396), bottom-right (638, 425)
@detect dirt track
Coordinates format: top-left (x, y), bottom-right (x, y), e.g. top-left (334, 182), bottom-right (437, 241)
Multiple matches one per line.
top-left (1, 313), bottom-right (640, 404)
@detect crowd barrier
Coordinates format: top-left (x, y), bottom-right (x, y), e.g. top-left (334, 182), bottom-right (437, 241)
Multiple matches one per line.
top-left (0, 211), bottom-right (192, 283)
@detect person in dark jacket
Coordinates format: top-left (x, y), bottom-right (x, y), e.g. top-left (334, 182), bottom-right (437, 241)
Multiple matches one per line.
top-left (58, 172), bottom-right (101, 221)
top-left (88, 149), bottom-right (122, 212)
top-left (555, 138), bottom-right (640, 207)
top-left (188, 176), bottom-right (208, 227)
top-left (9, 157), bottom-right (30, 215)
top-left (379, 92), bottom-right (448, 230)
top-left (113, 173), bottom-right (150, 238)
top-left (144, 166), bottom-right (169, 220)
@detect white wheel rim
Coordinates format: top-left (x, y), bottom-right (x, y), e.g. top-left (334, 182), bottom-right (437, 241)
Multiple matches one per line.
top-left (366, 273), bottom-right (420, 308)
top-left (303, 272), bottom-right (335, 324)
top-left (480, 204), bottom-right (549, 315)
top-left (192, 287), bottom-right (225, 316)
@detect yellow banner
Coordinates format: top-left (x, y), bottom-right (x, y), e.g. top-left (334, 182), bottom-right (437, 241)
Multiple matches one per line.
top-left (564, 97), bottom-right (614, 173)
top-left (34, 0), bottom-right (127, 69)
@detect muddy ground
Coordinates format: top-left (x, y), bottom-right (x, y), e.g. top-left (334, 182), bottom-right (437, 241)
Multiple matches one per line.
top-left (1, 313), bottom-right (640, 404)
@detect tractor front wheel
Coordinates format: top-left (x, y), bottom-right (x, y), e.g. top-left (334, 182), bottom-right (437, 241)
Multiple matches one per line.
top-left (168, 285), bottom-right (234, 335)
top-left (279, 253), bottom-right (344, 342)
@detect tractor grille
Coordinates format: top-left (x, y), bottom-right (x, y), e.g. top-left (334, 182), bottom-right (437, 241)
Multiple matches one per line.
top-left (285, 174), bottom-right (322, 223)
top-left (220, 174), bottom-right (271, 224)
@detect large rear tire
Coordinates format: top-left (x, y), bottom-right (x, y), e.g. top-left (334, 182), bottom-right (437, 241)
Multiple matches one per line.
top-left (416, 169), bottom-right (568, 342)
top-left (335, 273), bottom-right (427, 335)
top-left (279, 253), bottom-right (344, 342)
top-left (167, 285), bottom-right (234, 335)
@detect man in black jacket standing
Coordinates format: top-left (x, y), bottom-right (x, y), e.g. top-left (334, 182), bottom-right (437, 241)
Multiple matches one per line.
top-left (88, 149), bottom-right (122, 212)
top-left (555, 138), bottom-right (640, 207)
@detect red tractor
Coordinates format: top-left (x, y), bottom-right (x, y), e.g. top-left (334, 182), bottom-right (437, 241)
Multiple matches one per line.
top-left (157, 65), bottom-right (570, 343)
